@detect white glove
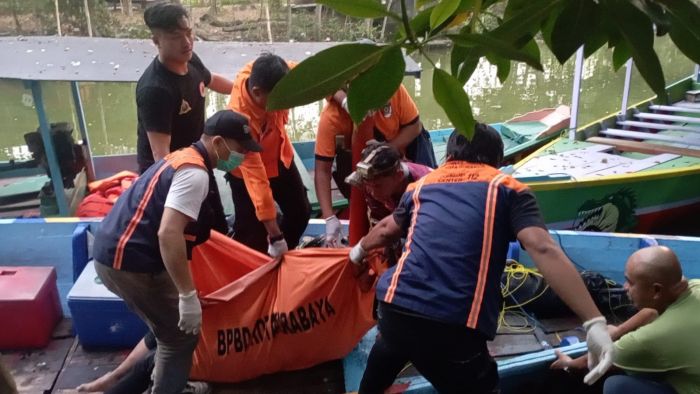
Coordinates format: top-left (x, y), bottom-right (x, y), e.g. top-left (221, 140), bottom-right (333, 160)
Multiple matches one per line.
top-left (349, 241), bottom-right (368, 265)
top-left (583, 316), bottom-right (615, 385)
top-left (324, 215), bottom-right (343, 247)
top-left (178, 290), bottom-right (202, 335)
top-left (268, 238), bottom-right (288, 257)
top-left (341, 97), bottom-right (349, 113)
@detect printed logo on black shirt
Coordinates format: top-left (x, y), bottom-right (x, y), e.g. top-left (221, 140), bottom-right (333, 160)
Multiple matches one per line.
top-left (179, 99), bottom-right (192, 115)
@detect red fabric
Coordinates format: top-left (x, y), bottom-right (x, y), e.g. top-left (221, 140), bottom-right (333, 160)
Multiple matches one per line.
top-left (189, 232), bottom-right (376, 383)
top-left (349, 119), bottom-right (375, 246)
top-left (76, 171), bottom-right (138, 217)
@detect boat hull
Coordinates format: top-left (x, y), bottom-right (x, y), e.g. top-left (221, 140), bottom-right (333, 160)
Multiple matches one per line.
top-left (343, 230), bottom-right (700, 393)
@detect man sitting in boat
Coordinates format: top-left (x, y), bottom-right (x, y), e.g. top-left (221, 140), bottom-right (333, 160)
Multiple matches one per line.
top-left (135, 2), bottom-right (233, 173)
top-left (551, 245), bottom-right (700, 394)
top-left (348, 124), bottom-right (615, 393)
top-left (315, 84), bottom-right (435, 247)
top-left (225, 53), bottom-right (311, 257)
top-left (91, 110), bottom-right (260, 394)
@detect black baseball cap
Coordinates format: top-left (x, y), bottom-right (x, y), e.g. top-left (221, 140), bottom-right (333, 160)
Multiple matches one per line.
top-left (204, 110), bottom-right (262, 152)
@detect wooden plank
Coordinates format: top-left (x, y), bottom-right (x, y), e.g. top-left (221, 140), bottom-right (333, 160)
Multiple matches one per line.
top-left (586, 136), bottom-right (700, 159)
top-left (618, 120), bottom-right (700, 133)
top-left (54, 343), bottom-right (128, 392)
top-left (649, 104), bottom-right (700, 114)
top-left (674, 101), bottom-right (700, 109)
top-left (2, 337), bottom-right (74, 393)
top-left (634, 112), bottom-right (700, 124)
top-left (214, 359), bottom-right (345, 394)
top-left (599, 128), bottom-right (700, 146)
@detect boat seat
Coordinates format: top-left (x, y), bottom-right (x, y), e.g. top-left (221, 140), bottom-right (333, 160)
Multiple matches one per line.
top-left (512, 143), bottom-right (678, 178)
top-left (674, 102), bottom-right (700, 109)
top-left (586, 136), bottom-right (700, 159)
top-left (633, 112), bottom-right (700, 124)
top-left (649, 105), bottom-right (700, 115)
top-left (600, 128), bottom-right (700, 146)
top-left (617, 120), bottom-right (700, 133)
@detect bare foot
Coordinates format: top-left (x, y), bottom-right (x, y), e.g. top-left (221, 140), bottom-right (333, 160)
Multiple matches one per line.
top-left (76, 371), bottom-right (119, 392)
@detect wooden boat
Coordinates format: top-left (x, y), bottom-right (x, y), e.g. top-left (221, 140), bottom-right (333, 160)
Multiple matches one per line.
top-left (512, 77), bottom-right (700, 234)
top-left (4, 216), bottom-right (700, 393)
top-left (342, 230), bottom-right (700, 393)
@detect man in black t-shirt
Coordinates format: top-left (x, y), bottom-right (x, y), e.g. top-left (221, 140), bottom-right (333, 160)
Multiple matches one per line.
top-left (136, 2), bottom-right (233, 173)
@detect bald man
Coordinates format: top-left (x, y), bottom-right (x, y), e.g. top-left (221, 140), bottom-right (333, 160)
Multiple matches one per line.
top-left (553, 246), bottom-right (700, 394)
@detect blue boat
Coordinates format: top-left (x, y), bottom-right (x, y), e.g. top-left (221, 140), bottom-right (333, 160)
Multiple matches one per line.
top-left (342, 230), bottom-right (700, 393)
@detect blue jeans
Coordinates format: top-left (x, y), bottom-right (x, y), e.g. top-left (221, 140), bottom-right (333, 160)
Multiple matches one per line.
top-left (604, 375), bottom-right (677, 394)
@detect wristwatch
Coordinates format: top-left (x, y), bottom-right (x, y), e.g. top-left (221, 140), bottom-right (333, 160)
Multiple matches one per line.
top-left (269, 233), bottom-right (285, 243)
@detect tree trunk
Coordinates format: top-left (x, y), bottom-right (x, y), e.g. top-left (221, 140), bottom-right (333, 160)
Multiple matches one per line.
top-left (209, 0), bottom-right (218, 15)
top-left (264, 1), bottom-right (273, 42)
top-left (10, 0), bottom-right (22, 34)
top-left (83, 0), bottom-right (93, 37)
top-left (54, 0), bottom-right (62, 36)
top-left (120, 0), bottom-right (133, 16)
top-left (315, 4), bottom-right (322, 41)
top-left (286, 0), bottom-right (292, 41)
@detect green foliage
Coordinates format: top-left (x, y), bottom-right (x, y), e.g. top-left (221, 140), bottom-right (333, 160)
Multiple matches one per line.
top-left (1, 0), bottom-right (115, 36)
top-left (347, 46), bottom-right (405, 124)
top-left (269, 0), bottom-right (700, 139)
top-left (433, 68), bottom-right (476, 139)
top-left (267, 43), bottom-right (386, 110)
top-left (316, 0), bottom-right (400, 20)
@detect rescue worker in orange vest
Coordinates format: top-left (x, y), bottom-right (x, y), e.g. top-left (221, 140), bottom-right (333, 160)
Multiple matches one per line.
top-left (315, 85), bottom-right (432, 247)
top-left (226, 54), bottom-right (311, 256)
top-left (92, 110), bottom-right (261, 394)
top-left (349, 124), bottom-right (614, 393)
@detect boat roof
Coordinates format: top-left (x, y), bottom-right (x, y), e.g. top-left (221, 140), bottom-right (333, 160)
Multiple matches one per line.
top-left (0, 36), bottom-right (422, 82)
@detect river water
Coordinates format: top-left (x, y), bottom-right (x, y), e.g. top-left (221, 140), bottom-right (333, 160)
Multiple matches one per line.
top-left (0, 36), bottom-right (694, 161)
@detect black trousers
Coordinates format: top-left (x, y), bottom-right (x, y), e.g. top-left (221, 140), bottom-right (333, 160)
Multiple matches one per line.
top-left (359, 302), bottom-right (499, 394)
top-left (105, 351), bottom-right (154, 394)
top-left (228, 160), bottom-right (311, 253)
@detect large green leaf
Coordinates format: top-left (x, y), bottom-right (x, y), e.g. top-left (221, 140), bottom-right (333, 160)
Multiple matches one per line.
top-left (448, 33), bottom-right (543, 70)
top-left (267, 44), bottom-right (385, 111)
top-left (457, 0), bottom-right (477, 13)
top-left (631, 0), bottom-right (670, 36)
top-left (316, 0), bottom-right (399, 20)
top-left (416, 0), bottom-right (437, 10)
top-left (658, 0), bottom-right (700, 65)
top-left (521, 37), bottom-right (541, 67)
top-left (433, 68), bottom-right (476, 140)
top-left (486, 53), bottom-right (511, 83)
top-left (551, 0), bottom-right (596, 64)
top-left (347, 46), bottom-right (406, 124)
top-left (430, 0), bottom-right (461, 31)
top-left (582, 9), bottom-right (608, 58)
top-left (491, 0), bottom-right (565, 42)
top-left (503, 0), bottom-right (530, 22)
top-left (605, 0), bottom-right (667, 102)
top-left (612, 39), bottom-right (631, 72)
top-left (457, 55), bottom-right (480, 84)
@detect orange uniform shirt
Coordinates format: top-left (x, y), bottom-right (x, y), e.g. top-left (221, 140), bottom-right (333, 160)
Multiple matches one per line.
top-left (314, 84), bottom-right (420, 160)
top-left (227, 61), bottom-right (296, 221)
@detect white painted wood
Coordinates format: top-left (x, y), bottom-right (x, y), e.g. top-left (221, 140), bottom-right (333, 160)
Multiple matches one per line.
top-left (649, 105), bottom-right (700, 115)
top-left (514, 143), bottom-right (681, 179)
top-left (634, 112), bottom-right (700, 124)
top-left (600, 128), bottom-right (700, 146)
top-left (617, 120), bottom-right (700, 133)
